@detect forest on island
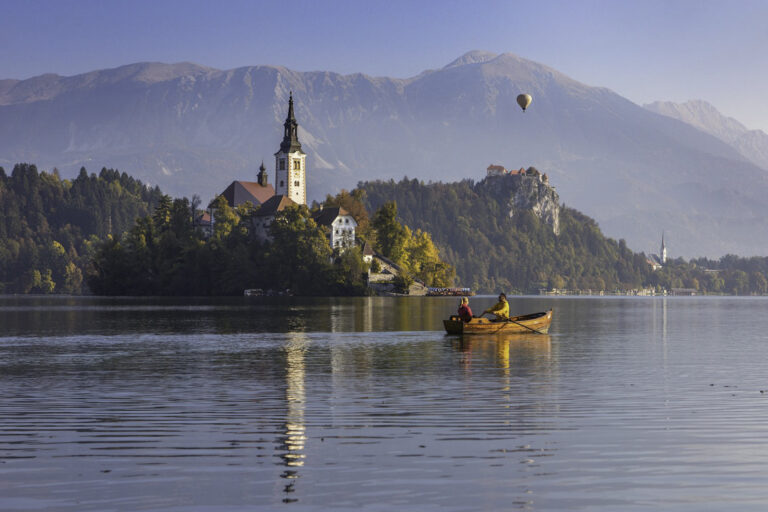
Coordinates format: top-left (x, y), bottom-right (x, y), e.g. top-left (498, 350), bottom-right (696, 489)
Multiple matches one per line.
top-left (89, 189), bottom-right (452, 296)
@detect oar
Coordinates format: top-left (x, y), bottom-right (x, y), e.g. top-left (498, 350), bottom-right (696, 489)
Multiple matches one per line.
top-left (481, 312), bottom-right (545, 335)
top-left (506, 317), bottom-right (546, 335)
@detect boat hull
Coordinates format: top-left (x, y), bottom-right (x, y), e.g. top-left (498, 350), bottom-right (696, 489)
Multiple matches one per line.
top-left (443, 309), bottom-right (553, 335)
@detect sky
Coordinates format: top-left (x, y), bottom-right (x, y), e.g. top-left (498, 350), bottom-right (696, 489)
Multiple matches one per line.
top-left (2, 0), bottom-right (768, 131)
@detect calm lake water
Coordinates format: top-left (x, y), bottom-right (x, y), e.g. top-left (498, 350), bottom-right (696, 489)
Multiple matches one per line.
top-left (3, 295), bottom-right (768, 511)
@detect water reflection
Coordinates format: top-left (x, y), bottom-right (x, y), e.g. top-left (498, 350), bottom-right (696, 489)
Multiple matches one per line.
top-left (7, 297), bottom-right (768, 511)
top-left (452, 334), bottom-right (552, 370)
top-left (277, 333), bottom-right (309, 503)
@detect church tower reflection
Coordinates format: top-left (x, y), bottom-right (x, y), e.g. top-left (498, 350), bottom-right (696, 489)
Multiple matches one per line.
top-left (277, 333), bottom-right (308, 502)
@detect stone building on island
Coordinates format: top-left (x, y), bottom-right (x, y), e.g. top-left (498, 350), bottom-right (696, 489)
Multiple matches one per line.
top-left (210, 93), bottom-right (356, 251)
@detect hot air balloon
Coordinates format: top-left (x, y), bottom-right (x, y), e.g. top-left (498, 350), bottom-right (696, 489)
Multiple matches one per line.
top-left (517, 93), bottom-right (532, 112)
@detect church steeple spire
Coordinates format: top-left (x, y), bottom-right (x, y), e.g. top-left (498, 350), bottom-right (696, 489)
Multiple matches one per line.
top-left (280, 91), bottom-right (303, 154)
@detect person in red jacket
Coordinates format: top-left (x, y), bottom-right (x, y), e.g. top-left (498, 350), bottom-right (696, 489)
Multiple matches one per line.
top-left (457, 297), bottom-right (473, 322)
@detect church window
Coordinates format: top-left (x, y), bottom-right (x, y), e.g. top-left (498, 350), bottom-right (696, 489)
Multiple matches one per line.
top-left (294, 180), bottom-right (300, 187)
top-left (279, 159), bottom-right (286, 170)
top-left (280, 180), bottom-right (284, 187)
top-left (293, 159), bottom-right (301, 170)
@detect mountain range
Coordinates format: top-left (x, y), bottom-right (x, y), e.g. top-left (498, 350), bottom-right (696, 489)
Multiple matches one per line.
top-left (2, 51), bottom-right (768, 258)
top-left (644, 99), bottom-right (768, 172)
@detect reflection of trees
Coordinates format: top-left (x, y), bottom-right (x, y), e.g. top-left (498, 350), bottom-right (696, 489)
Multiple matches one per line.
top-left (276, 333), bottom-right (308, 503)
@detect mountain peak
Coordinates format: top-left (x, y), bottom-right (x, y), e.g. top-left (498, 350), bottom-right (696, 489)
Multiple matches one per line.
top-left (92, 61), bottom-right (216, 83)
top-left (444, 50), bottom-right (498, 69)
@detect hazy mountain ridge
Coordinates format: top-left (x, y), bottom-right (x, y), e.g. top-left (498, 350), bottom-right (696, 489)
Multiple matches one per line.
top-left (2, 52), bottom-right (768, 257)
top-left (645, 99), bottom-right (768, 171)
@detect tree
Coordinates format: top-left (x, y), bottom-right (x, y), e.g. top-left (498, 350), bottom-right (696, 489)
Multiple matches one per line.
top-left (372, 201), bottom-right (407, 265)
top-left (63, 261), bottom-right (83, 294)
top-left (267, 205), bottom-right (333, 295)
top-left (153, 195), bottom-right (173, 231)
top-left (750, 271), bottom-right (768, 295)
top-left (404, 228), bottom-right (454, 286)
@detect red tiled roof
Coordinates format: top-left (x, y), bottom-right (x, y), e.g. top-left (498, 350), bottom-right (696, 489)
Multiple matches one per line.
top-left (254, 194), bottom-right (297, 217)
top-left (221, 180), bottom-right (275, 207)
top-left (196, 211), bottom-right (212, 224)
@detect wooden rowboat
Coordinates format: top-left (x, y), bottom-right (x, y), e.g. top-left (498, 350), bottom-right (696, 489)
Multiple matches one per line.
top-left (444, 309), bottom-right (553, 335)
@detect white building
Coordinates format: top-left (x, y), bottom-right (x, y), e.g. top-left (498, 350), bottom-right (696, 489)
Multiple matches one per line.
top-left (312, 206), bottom-right (358, 250)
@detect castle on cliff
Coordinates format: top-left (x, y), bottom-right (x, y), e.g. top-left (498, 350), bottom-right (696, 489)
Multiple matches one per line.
top-left (487, 164), bottom-right (550, 185)
top-left (483, 163), bottom-right (559, 235)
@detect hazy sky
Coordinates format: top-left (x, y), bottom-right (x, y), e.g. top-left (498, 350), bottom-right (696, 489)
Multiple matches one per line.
top-left (3, 0), bottom-right (767, 131)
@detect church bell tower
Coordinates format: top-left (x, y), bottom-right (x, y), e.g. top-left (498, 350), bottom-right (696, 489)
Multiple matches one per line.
top-left (274, 92), bottom-right (307, 205)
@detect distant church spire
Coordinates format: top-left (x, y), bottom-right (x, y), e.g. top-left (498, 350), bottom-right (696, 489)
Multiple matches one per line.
top-left (661, 232), bottom-right (667, 264)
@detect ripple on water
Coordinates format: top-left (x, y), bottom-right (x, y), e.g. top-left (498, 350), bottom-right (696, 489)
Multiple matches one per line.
top-left (4, 297), bottom-right (768, 510)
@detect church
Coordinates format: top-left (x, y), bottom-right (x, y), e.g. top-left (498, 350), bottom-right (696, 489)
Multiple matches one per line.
top-left (212, 93), bottom-right (356, 248)
top-left (647, 233), bottom-right (667, 270)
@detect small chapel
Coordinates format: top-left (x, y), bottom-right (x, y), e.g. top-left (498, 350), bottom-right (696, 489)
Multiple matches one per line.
top-left (211, 93), bottom-right (356, 248)
top-left (647, 233), bottom-right (667, 270)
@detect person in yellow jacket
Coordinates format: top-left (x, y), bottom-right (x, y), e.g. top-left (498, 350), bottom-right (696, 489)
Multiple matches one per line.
top-left (483, 293), bottom-right (509, 321)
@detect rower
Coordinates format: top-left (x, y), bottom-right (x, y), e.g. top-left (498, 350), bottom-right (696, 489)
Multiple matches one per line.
top-left (457, 297), bottom-right (473, 322)
top-left (482, 293), bottom-right (509, 322)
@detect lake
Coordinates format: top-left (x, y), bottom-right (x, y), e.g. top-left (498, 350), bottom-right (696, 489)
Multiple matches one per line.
top-left (2, 295), bottom-right (768, 511)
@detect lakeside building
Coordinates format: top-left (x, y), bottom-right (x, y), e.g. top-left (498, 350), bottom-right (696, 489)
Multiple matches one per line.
top-left (647, 233), bottom-right (667, 270)
top-left (312, 206), bottom-right (358, 250)
top-left (207, 93), bottom-right (364, 255)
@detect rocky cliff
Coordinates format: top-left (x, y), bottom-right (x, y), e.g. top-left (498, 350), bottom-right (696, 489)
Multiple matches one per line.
top-left (476, 168), bottom-right (560, 234)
